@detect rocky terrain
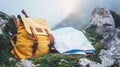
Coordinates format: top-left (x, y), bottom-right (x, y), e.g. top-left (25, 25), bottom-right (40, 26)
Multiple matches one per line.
top-left (79, 7), bottom-right (120, 67)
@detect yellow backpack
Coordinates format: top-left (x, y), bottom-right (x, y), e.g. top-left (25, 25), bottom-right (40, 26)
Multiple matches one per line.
top-left (10, 11), bottom-right (54, 60)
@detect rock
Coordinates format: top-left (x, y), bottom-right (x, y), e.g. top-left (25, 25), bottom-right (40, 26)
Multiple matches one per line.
top-left (110, 10), bottom-right (120, 28)
top-left (79, 58), bottom-right (102, 67)
top-left (82, 7), bottom-right (120, 67)
top-left (87, 7), bottom-right (115, 35)
top-left (16, 59), bottom-right (35, 67)
top-left (0, 11), bottom-right (16, 35)
top-left (0, 12), bottom-right (10, 34)
top-left (79, 57), bottom-right (115, 67)
top-left (99, 49), bottom-right (115, 66)
top-left (9, 57), bottom-right (16, 61)
top-left (79, 58), bottom-right (91, 67)
top-left (100, 28), bottom-right (120, 66)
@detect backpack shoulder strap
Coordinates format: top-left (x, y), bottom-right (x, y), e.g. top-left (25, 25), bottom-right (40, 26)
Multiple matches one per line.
top-left (10, 35), bottom-right (16, 47)
top-left (11, 15), bottom-right (18, 29)
top-left (44, 29), bottom-right (54, 45)
top-left (21, 9), bottom-right (29, 18)
top-left (29, 26), bottom-right (38, 58)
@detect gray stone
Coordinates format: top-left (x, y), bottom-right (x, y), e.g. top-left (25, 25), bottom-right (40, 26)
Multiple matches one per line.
top-left (81, 7), bottom-right (120, 67)
top-left (16, 59), bottom-right (35, 67)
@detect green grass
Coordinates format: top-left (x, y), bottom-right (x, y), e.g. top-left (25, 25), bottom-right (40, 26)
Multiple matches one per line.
top-left (29, 54), bottom-right (83, 67)
top-left (84, 26), bottom-right (105, 63)
top-left (0, 50), bottom-right (18, 67)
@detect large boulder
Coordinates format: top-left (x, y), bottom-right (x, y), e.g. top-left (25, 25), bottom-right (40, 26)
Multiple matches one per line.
top-left (87, 7), bottom-right (115, 34)
top-left (83, 7), bottom-right (120, 67)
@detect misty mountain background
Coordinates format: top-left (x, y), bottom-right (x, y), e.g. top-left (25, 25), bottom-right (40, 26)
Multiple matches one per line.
top-left (0, 0), bottom-right (120, 30)
top-left (52, 0), bottom-right (120, 30)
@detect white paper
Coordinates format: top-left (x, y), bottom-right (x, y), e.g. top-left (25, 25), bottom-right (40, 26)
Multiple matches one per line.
top-left (52, 27), bottom-right (95, 54)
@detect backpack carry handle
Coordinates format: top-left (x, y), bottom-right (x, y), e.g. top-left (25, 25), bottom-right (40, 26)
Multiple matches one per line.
top-left (21, 9), bottom-right (29, 18)
top-left (17, 15), bottom-right (22, 19)
top-left (17, 15), bottom-right (24, 25)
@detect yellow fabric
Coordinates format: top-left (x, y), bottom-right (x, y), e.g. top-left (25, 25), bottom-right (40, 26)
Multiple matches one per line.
top-left (21, 17), bottom-right (51, 35)
top-left (11, 17), bottom-right (50, 60)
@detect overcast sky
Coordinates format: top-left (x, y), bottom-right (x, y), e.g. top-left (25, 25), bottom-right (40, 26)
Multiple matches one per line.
top-left (0, 0), bottom-right (120, 28)
top-left (0, 0), bottom-right (79, 28)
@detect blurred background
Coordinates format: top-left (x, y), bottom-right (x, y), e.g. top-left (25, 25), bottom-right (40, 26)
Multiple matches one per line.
top-left (0, 0), bottom-right (120, 30)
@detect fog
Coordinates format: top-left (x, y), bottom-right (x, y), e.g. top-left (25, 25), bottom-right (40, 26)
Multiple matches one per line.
top-left (53, 0), bottom-right (120, 29)
top-left (0, 0), bottom-right (120, 29)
